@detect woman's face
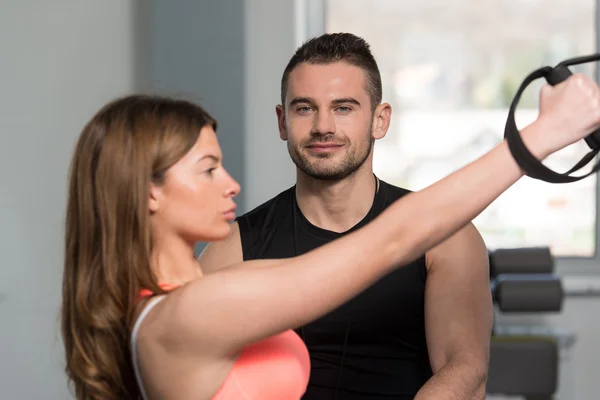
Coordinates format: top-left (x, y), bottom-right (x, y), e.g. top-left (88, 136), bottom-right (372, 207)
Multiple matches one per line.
top-left (149, 125), bottom-right (241, 243)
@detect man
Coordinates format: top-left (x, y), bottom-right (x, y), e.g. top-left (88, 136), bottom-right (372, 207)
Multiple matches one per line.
top-left (200, 33), bottom-right (492, 399)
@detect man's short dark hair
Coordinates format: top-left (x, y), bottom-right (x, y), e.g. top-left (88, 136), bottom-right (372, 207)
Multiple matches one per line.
top-left (280, 33), bottom-right (383, 112)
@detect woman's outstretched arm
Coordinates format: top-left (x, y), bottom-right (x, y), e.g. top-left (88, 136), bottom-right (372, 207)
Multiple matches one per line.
top-left (164, 73), bottom-right (600, 357)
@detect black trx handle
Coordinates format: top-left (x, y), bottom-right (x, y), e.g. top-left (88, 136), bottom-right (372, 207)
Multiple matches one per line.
top-left (504, 53), bottom-right (600, 183)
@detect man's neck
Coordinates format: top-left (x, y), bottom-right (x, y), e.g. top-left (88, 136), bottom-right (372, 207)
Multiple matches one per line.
top-left (295, 166), bottom-right (379, 233)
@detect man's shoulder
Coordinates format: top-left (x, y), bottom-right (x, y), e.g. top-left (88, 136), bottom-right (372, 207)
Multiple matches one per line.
top-left (378, 179), bottom-right (414, 206)
top-left (236, 186), bottom-right (295, 233)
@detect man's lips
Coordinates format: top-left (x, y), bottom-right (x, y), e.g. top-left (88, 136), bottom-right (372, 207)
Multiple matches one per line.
top-left (306, 143), bottom-right (344, 152)
top-left (307, 143), bottom-right (344, 148)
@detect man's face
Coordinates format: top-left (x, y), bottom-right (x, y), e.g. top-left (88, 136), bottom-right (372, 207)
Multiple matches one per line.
top-left (278, 62), bottom-right (375, 180)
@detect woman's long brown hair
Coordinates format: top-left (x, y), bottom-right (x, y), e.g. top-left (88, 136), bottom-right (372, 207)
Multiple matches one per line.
top-left (61, 94), bottom-right (217, 399)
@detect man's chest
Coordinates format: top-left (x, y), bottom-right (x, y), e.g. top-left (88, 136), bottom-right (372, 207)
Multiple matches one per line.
top-left (246, 224), bottom-right (428, 338)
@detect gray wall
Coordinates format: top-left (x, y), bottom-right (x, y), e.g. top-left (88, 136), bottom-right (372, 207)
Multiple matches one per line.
top-left (0, 1), bottom-right (138, 398)
top-left (244, 0), bottom-right (298, 209)
top-left (1, 1), bottom-right (598, 399)
top-left (0, 0), bottom-right (297, 398)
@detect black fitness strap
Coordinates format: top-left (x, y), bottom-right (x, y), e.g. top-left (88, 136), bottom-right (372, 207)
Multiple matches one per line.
top-left (504, 53), bottom-right (600, 183)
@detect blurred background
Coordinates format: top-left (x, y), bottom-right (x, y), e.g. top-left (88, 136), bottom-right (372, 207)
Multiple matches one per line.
top-left (1, 0), bottom-right (599, 398)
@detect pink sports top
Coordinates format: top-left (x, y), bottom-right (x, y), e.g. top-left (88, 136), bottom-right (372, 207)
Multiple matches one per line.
top-left (131, 283), bottom-right (311, 399)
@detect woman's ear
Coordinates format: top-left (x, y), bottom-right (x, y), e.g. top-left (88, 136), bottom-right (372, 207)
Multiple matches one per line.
top-left (149, 183), bottom-right (162, 213)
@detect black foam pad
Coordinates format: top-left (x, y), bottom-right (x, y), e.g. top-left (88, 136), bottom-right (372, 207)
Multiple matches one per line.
top-left (494, 275), bottom-right (563, 312)
top-left (487, 338), bottom-right (558, 396)
top-left (490, 247), bottom-right (554, 276)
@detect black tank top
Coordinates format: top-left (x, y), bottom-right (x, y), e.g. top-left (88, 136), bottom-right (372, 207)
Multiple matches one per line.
top-left (236, 179), bottom-right (432, 399)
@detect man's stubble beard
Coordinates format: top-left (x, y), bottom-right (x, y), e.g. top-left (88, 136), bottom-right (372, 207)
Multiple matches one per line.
top-left (287, 127), bottom-right (374, 181)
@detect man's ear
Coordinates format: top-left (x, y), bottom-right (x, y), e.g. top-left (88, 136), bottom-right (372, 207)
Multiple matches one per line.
top-left (371, 102), bottom-right (392, 140)
top-left (276, 104), bottom-right (288, 141)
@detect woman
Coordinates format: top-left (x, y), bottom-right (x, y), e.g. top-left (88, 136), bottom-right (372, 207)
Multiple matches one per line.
top-left (62, 73), bottom-right (600, 400)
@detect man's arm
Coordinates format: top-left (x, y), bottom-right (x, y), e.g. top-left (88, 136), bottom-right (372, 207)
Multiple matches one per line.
top-left (415, 223), bottom-right (493, 400)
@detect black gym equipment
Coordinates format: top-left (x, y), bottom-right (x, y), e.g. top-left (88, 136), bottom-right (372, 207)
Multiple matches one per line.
top-left (486, 247), bottom-right (571, 400)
